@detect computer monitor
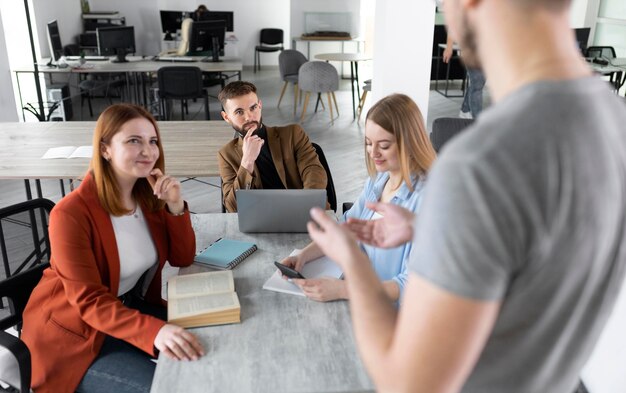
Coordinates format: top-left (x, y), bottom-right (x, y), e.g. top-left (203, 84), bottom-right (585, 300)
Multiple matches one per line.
top-left (97, 26), bottom-right (135, 63)
top-left (207, 11), bottom-right (234, 32)
top-left (160, 10), bottom-right (186, 40)
top-left (47, 20), bottom-right (64, 63)
top-left (574, 27), bottom-right (591, 55)
top-left (188, 20), bottom-right (226, 62)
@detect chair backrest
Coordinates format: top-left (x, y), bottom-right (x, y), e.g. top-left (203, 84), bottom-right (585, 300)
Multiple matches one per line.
top-left (278, 50), bottom-right (308, 80)
top-left (158, 66), bottom-right (204, 99)
top-left (586, 46), bottom-right (616, 60)
top-left (298, 61), bottom-right (339, 94)
top-left (259, 28), bottom-right (284, 46)
top-left (0, 198), bottom-right (55, 281)
top-left (430, 117), bottom-right (474, 152)
top-left (311, 143), bottom-right (337, 212)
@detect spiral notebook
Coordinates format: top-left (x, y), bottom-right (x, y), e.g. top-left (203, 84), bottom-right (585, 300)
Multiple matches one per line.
top-left (194, 238), bottom-right (257, 270)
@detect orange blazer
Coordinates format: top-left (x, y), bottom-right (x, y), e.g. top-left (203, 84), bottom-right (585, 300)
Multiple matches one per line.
top-left (21, 173), bottom-right (196, 393)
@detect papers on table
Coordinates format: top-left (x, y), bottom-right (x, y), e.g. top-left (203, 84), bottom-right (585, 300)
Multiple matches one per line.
top-left (41, 146), bottom-right (93, 159)
top-left (262, 249), bottom-right (343, 296)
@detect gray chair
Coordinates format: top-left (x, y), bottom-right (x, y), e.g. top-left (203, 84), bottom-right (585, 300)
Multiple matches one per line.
top-left (430, 117), bottom-right (474, 152)
top-left (357, 79), bottom-right (372, 121)
top-left (298, 61), bottom-right (339, 123)
top-left (278, 50), bottom-right (308, 116)
top-left (254, 28), bottom-right (284, 73)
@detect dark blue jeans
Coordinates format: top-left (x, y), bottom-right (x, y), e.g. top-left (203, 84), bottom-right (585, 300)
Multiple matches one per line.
top-left (461, 68), bottom-right (486, 117)
top-left (76, 296), bottom-right (167, 393)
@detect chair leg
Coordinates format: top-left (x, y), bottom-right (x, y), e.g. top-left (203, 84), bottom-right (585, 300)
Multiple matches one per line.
top-left (293, 83), bottom-right (299, 117)
top-left (278, 81), bottom-right (288, 108)
top-left (327, 92), bottom-right (334, 124)
top-left (86, 93), bottom-right (94, 118)
top-left (332, 92), bottom-right (339, 117)
top-left (180, 100), bottom-right (185, 120)
top-left (204, 95), bottom-right (210, 120)
top-left (357, 90), bottom-right (368, 121)
top-left (300, 92), bottom-right (311, 122)
top-left (254, 50), bottom-right (258, 73)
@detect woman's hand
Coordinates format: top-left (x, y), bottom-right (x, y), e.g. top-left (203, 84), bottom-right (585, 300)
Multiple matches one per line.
top-left (279, 255), bottom-right (306, 275)
top-left (154, 324), bottom-right (204, 361)
top-left (148, 168), bottom-right (184, 214)
top-left (292, 277), bottom-right (347, 302)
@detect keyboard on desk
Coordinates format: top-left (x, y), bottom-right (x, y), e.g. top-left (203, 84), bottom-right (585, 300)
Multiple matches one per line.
top-left (155, 56), bottom-right (196, 62)
top-left (66, 55), bottom-right (109, 61)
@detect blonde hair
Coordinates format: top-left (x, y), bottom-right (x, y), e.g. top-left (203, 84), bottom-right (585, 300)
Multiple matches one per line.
top-left (365, 94), bottom-right (436, 191)
top-left (90, 104), bottom-right (165, 216)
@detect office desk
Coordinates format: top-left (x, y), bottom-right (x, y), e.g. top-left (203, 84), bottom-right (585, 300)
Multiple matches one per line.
top-left (435, 43), bottom-right (466, 98)
top-left (291, 37), bottom-right (364, 60)
top-left (0, 121), bottom-right (234, 199)
top-left (588, 60), bottom-right (626, 93)
top-left (315, 53), bottom-right (371, 119)
top-left (151, 213), bottom-right (374, 393)
top-left (12, 57), bottom-right (243, 116)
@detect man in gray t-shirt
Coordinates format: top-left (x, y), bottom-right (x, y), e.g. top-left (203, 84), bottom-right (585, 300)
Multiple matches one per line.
top-left (304, 0), bottom-right (626, 392)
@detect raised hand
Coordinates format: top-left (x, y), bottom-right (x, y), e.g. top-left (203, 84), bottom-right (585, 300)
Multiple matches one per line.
top-left (147, 168), bottom-right (184, 214)
top-left (240, 127), bottom-right (264, 174)
top-left (345, 202), bottom-right (415, 248)
top-left (154, 323), bottom-right (204, 361)
top-left (307, 207), bottom-right (364, 270)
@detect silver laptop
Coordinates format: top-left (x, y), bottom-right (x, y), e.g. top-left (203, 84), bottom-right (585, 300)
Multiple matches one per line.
top-left (236, 189), bottom-right (326, 233)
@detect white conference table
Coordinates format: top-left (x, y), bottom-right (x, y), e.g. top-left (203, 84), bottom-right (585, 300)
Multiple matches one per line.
top-left (150, 213), bottom-right (374, 393)
top-left (314, 53), bottom-right (372, 119)
top-left (0, 121), bottom-right (234, 198)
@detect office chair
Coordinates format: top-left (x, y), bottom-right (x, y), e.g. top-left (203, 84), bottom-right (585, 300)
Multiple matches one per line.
top-left (430, 117), bottom-right (474, 152)
top-left (298, 61), bottom-right (339, 123)
top-left (0, 198), bottom-right (55, 281)
top-left (157, 66), bottom-right (210, 120)
top-left (254, 28), bottom-right (284, 73)
top-left (357, 79), bottom-right (372, 121)
top-left (278, 50), bottom-right (308, 116)
top-left (311, 143), bottom-right (337, 212)
top-left (0, 262), bottom-right (49, 393)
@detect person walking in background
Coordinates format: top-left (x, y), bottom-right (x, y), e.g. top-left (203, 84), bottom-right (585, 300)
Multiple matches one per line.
top-left (443, 34), bottom-right (486, 119)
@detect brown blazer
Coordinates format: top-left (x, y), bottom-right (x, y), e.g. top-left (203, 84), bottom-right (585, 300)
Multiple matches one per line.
top-left (217, 124), bottom-right (328, 212)
top-left (21, 173), bottom-right (196, 393)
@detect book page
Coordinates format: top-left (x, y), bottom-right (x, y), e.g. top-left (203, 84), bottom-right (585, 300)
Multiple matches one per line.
top-left (41, 146), bottom-right (77, 159)
top-left (68, 145), bottom-right (93, 158)
top-left (169, 292), bottom-right (240, 319)
top-left (168, 270), bottom-right (234, 299)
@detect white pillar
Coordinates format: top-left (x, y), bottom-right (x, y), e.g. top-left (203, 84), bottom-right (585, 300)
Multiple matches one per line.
top-left (371, 0), bottom-right (435, 121)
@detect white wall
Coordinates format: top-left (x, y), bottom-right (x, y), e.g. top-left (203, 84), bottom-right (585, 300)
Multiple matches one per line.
top-left (90, 0), bottom-right (290, 66)
top-left (372, 0), bottom-right (435, 122)
top-left (32, 0), bottom-right (82, 58)
top-left (0, 7), bottom-right (17, 121)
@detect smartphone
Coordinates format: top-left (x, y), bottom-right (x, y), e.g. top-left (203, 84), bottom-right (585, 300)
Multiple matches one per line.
top-left (274, 261), bottom-right (305, 279)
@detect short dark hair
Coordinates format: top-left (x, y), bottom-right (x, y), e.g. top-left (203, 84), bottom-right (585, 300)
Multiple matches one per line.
top-left (218, 81), bottom-right (258, 108)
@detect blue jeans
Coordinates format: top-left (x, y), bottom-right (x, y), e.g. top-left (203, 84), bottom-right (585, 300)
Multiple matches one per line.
top-left (76, 296), bottom-right (167, 393)
top-left (461, 68), bottom-right (486, 117)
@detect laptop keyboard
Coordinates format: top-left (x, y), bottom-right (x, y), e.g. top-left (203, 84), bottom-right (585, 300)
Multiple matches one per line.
top-left (155, 56), bottom-right (196, 62)
top-left (65, 55), bottom-right (109, 61)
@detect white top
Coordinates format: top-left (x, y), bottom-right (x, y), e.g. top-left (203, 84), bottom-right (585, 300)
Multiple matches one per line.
top-left (110, 207), bottom-right (158, 296)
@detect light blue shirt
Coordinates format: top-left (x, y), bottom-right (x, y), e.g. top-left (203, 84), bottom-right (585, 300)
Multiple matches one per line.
top-left (344, 172), bottom-right (426, 300)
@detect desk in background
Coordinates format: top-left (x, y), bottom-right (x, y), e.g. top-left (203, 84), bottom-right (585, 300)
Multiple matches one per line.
top-left (150, 213), bottom-right (374, 393)
top-left (291, 36), bottom-right (364, 60)
top-left (0, 121), bottom-right (234, 199)
top-left (12, 57), bottom-right (243, 119)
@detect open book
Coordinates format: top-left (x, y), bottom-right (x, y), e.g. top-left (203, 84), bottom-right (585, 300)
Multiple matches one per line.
top-left (41, 146), bottom-right (93, 159)
top-left (167, 271), bottom-right (240, 328)
top-left (262, 250), bottom-right (343, 296)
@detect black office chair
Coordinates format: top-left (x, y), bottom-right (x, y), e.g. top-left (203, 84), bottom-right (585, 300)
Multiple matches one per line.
top-left (430, 117), bottom-right (474, 153)
top-left (157, 66), bottom-right (210, 120)
top-left (0, 262), bottom-right (49, 393)
top-left (0, 198), bottom-right (55, 280)
top-left (311, 143), bottom-right (337, 212)
top-left (254, 28), bottom-right (284, 73)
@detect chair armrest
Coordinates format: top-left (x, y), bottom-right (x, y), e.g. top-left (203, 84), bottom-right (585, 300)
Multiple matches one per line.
top-left (0, 331), bottom-right (31, 393)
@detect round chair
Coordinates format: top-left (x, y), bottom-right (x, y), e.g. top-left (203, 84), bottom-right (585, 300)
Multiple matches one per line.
top-left (278, 50), bottom-right (308, 116)
top-left (298, 61), bottom-right (339, 123)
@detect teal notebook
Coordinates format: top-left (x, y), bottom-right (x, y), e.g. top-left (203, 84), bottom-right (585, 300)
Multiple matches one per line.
top-left (194, 238), bottom-right (257, 270)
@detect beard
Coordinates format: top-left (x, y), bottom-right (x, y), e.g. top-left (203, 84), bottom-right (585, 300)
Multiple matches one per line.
top-left (457, 10), bottom-right (483, 71)
top-left (232, 118), bottom-right (263, 138)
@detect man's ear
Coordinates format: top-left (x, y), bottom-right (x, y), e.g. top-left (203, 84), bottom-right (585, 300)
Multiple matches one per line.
top-left (258, 99), bottom-right (263, 111)
top-left (221, 111), bottom-right (229, 122)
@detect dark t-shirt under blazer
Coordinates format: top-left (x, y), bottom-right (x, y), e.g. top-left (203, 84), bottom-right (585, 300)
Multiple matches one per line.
top-left (217, 124), bottom-right (328, 213)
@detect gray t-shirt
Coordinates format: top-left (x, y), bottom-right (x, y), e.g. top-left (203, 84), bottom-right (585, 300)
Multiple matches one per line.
top-left (410, 77), bottom-right (626, 393)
